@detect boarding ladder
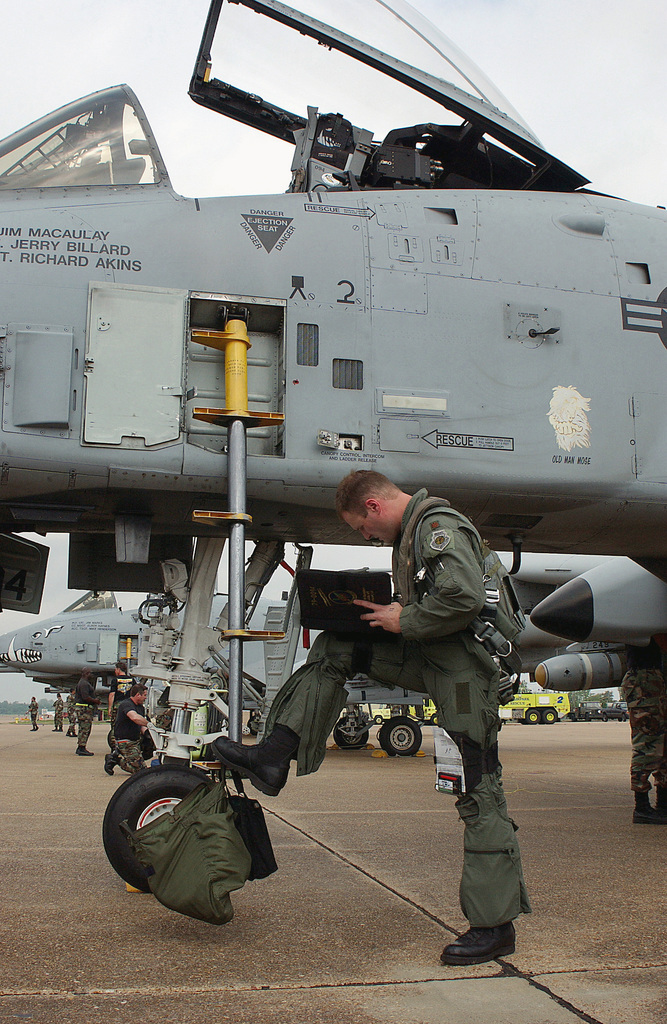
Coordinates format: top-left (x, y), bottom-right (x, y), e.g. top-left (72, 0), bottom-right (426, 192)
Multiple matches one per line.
top-left (190, 311), bottom-right (285, 741)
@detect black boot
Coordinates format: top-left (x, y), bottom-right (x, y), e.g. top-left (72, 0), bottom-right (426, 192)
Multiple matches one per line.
top-left (441, 922), bottom-right (515, 965)
top-left (632, 790), bottom-right (667, 823)
top-left (76, 747), bottom-right (94, 756)
top-left (212, 725), bottom-right (299, 797)
top-left (104, 751), bottom-right (119, 776)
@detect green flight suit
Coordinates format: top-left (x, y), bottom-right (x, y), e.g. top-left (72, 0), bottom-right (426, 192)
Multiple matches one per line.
top-left (267, 489), bottom-right (531, 928)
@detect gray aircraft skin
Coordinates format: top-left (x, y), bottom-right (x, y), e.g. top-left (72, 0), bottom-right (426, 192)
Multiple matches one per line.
top-left (0, 0), bottom-right (666, 656)
top-left (0, 0), bottom-right (666, 581)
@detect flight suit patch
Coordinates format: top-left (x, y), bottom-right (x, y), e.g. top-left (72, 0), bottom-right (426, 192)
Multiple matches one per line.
top-left (429, 528), bottom-right (451, 552)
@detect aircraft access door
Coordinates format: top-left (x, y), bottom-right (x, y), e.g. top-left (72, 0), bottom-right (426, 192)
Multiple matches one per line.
top-left (83, 282), bottom-right (186, 449)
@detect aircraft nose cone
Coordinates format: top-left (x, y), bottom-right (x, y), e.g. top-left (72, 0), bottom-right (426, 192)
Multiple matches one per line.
top-left (530, 577), bottom-right (594, 642)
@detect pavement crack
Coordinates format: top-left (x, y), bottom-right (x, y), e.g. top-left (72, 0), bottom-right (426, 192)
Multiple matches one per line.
top-left (264, 806), bottom-right (461, 939)
top-left (500, 964), bottom-right (607, 1024)
top-left (265, 808), bottom-right (622, 1024)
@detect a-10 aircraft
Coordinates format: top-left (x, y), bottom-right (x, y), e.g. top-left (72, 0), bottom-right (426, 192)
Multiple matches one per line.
top-left (1, 0), bottom-right (666, 883)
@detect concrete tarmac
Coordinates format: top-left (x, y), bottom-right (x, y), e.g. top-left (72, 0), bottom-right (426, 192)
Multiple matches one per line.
top-left (0, 718), bottom-right (665, 1024)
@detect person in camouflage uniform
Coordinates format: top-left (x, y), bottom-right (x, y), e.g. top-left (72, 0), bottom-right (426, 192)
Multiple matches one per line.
top-left (52, 693), bottom-right (64, 732)
top-left (65, 691), bottom-right (77, 737)
top-left (105, 683), bottom-right (149, 775)
top-left (28, 697), bottom-right (39, 730)
top-left (214, 470), bottom-right (530, 966)
top-left (107, 662), bottom-right (135, 739)
top-left (620, 640), bottom-right (667, 823)
top-left (74, 668), bottom-right (100, 755)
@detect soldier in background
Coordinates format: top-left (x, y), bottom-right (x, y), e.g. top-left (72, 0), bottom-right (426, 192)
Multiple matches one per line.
top-left (620, 640), bottom-right (667, 823)
top-left (65, 691), bottom-right (77, 737)
top-left (74, 668), bottom-right (100, 756)
top-left (28, 696), bottom-right (39, 731)
top-left (107, 661), bottom-right (135, 741)
top-left (53, 693), bottom-right (64, 732)
top-left (104, 661), bottom-right (136, 773)
top-left (105, 683), bottom-right (149, 775)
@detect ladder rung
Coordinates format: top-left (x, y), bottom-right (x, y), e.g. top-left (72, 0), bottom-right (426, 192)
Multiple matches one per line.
top-left (220, 630), bottom-right (286, 641)
top-left (192, 406), bottom-right (284, 428)
top-left (193, 510), bottom-right (252, 524)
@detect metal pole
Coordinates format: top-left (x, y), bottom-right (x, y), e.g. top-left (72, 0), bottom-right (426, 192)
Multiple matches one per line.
top-left (227, 416), bottom-right (246, 742)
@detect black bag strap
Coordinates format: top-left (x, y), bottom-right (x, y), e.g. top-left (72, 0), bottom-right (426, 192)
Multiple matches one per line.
top-left (229, 769), bottom-right (247, 797)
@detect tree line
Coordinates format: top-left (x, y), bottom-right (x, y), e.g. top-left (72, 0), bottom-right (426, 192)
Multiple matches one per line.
top-left (0, 698), bottom-right (61, 715)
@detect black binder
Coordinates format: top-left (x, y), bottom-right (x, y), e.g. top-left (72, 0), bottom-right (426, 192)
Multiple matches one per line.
top-left (296, 569), bottom-right (392, 633)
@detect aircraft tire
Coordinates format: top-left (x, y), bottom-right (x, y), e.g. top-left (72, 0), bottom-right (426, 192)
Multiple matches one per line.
top-left (332, 723), bottom-right (370, 749)
top-left (107, 728), bottom-right (115, 750)
top-left (377, 716), bottom-right (421, 757)
top-left (102, 764), bottom-right (212, 891)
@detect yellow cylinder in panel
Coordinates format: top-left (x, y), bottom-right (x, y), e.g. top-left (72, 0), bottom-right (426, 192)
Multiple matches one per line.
top-left (223, 319), bottom-right (251, 412)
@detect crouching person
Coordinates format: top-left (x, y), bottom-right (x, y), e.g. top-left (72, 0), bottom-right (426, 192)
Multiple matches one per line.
top-left (105, 683), bottom-right (149, 776)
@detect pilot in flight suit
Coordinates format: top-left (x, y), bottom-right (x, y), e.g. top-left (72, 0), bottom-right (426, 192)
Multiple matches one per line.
top-left (214, 470), bottom-right (531, 965)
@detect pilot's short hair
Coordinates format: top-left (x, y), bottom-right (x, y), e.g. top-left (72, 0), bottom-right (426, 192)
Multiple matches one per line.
top-left (130, 683), bottom-right (148, 697)
top-left (115, 661), bottom-right (128, 673)
top-left (335, 470), bottom-right (401, 518)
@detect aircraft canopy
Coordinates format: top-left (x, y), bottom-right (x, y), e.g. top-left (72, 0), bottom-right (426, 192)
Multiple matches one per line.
top-left (0, 86), bottom-right (169, 189)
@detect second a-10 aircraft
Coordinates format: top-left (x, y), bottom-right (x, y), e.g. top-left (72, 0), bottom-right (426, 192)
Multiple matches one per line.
top-left (1, 0), bottom-right (666, 880)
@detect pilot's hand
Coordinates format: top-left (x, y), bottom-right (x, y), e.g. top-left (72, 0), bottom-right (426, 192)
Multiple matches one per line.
top-left (354, 599), bottom-right (402, 634)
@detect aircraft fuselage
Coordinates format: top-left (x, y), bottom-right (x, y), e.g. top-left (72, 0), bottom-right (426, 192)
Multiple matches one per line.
top-left (1, 182), bottom-right (666, 562)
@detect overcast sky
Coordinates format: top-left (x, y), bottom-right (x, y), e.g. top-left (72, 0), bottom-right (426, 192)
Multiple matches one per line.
top-left (0, 0), bottom-right (664, 699)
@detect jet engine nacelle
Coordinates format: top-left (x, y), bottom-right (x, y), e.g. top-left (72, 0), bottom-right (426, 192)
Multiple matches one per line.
top-left (534, 650), bottom-right (626, 692)
top-left (530, 558), bottom-right (667, 644)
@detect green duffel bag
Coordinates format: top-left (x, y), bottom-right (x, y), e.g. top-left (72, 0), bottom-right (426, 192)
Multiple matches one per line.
top-left (121, 782), bottom-right (251, 925)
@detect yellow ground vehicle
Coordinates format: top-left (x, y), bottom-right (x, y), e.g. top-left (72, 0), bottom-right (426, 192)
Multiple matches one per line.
top-left (499, 692), bottom-right (570, 725)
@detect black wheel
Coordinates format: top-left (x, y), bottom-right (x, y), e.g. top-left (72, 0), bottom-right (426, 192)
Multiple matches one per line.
top-left (601, 713), bottom-right (609, 722)
top-left (428, 712), bottom-right (440, 726)
top-left (373, 714), bottom-right (385, 725)
top-left (332, 723), bottom-right (370, 749)
top-left (102, 764), bottom-right (212, 891)
top-left (584, 713), bottom-right (591, 721)
top-left (377, 716), bottom-right (422, 757)
top-left (107, 728), bottom-right (115, 750)
top-left (525, 709), bottom-right (541, 724)
top-left (542, 709), bottom-right (557, 725)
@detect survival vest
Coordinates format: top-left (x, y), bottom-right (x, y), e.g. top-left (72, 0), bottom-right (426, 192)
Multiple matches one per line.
top-left (395, 496), bottom-right (525, 704)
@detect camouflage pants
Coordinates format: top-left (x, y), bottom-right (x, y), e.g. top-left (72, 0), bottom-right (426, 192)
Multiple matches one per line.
top-left (620, 668), bottom-right (667, 792)
top-left (54, 712), bottom-right (63, 730)
top-left (75, 706), bottom-right (95, 748)
top-left (66, 710), bottom-right (77, 735)
top-left (116, 738), bottom-right (145, 774)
